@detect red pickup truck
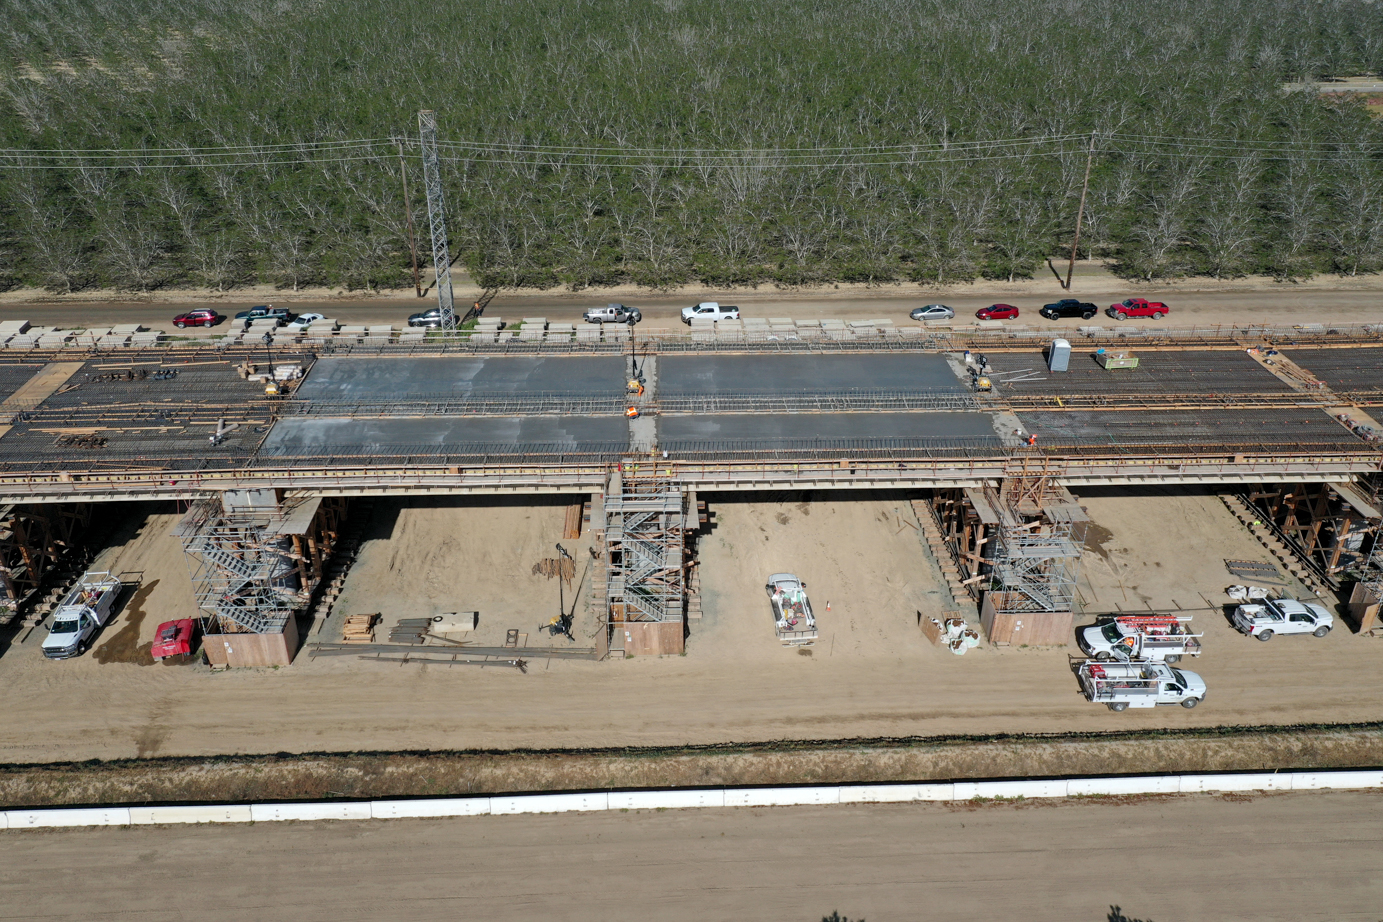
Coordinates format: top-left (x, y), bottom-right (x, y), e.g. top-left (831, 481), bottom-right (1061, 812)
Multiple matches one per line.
top-left (1106, 298), bottom-right (1169, 320)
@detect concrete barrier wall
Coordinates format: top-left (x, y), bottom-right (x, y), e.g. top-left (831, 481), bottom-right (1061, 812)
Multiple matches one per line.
top-left (4, 770), bottom-right (1381, 830)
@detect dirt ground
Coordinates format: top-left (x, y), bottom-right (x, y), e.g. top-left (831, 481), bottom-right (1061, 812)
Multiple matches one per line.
top-left (5, 792), bottom-right (1380, 921)
top-left (691, 491), bottom-right (950, 662)
top-left (0, 489), bottom-right (1380, 764)
top-left (318, 497), bottom-right (598, 652)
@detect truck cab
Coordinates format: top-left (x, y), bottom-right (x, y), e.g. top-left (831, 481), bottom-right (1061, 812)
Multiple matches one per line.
top-left (583, 304), bottom-right (642, 324)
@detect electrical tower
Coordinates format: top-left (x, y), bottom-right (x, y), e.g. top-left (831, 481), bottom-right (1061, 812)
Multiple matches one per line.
top-left (418, 110), bottom-right (456, 329)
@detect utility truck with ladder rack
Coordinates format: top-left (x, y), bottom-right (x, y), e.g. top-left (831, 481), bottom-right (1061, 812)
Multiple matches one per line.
top-left (1077, 614), bottom-right (1203, 663)
top-left (1076, 661), bottom-right (1207, 711)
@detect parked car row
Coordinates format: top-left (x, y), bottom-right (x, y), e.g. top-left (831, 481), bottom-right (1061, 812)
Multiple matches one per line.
top-left (172, 296), bottom-right (1170, 332)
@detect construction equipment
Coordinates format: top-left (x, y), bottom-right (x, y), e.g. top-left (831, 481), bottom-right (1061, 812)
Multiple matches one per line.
top-left (1076, 660), bottom-right (1207, 711)
top-left (765, 572), bottom-right (818, 646)
top-left (1076, 614), bottom-right (1203, 663)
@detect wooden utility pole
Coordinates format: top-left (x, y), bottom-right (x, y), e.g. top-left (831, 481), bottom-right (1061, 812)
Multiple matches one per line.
top-left (1064, 132), bottom-right (1097, 291)
top-left (397, 139), bottom-right (423, 298)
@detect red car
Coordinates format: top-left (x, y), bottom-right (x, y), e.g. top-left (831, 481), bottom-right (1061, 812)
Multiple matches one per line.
top-left (172, 309), bottom-right (222, 329)
top-left (151, 619), bottom-right (197, 661)
top-left (976, 304), bottom-right (1020, 320)
top-left (1106, 298), bottom-right (1168, 320)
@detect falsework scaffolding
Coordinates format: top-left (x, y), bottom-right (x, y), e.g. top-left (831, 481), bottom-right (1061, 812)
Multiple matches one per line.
top-left (930, 455), bottom-right (1088, 645)
top-left (175, 493), bottom-right (346, 663)
top-left (0, 503), bottom-right (92, 616)
top-left (599, 468), bottom-right (690, 656)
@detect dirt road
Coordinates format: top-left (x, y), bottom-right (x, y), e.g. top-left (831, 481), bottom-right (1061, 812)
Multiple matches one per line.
top-left (0, 270), bottom-right (1380, 333)
top-left (3, 792), bottom-right (1379, 921)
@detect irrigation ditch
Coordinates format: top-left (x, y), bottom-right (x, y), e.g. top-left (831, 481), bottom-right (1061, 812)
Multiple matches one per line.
top-left (2, 723), bottom-right (1382, 809)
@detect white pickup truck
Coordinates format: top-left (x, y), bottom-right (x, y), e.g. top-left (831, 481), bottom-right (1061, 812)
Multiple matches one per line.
top-left (1232, 598), bottom-right (1334, 641)
top-left (1077, 615), bottom-right (1202, 663)
top-left (1077, 661), bottom-right (1207, 711)
top-left (681, 301), bottom-right (740, 324)
top-left (765, 573), bottom-right (818, 646)
top-left (41, 571), bottom-right (123, 659)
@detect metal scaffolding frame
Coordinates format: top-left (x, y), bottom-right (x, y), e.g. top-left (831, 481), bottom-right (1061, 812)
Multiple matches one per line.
top-left (602, 473), bottom-right (688, 626)
top-left (176, 495), bottom-right (346, 634)
top-left (989, 519), bottom-right (1082, 613)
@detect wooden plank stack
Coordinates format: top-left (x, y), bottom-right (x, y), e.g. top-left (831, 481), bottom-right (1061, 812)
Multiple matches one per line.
top-left (563, 501), bottom-right (585, 539)
top-left (341, 613), bottom-right (379, 644)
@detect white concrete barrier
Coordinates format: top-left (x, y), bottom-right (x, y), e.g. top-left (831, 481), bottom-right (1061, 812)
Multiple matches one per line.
top-left (8, 769), bottom-right (1383, 830)
top-left (1067, 775), bottom-right (1180, 796)
top-left (249, 802), bottom-right (372, 822)
top-left (7, 807), bottom-right (131, 828)
top-left (724, 786), bottom-right (840, 807)
top-left (1291, 770), bottom-right (1383, 790)
top-left (1178, 773), bottom-right (1280, 793)
top-left (129, 805), bottom-right (253, 825)
top-left (607, 790), bottom-right (725, 811)
top-left (973, 779), bottom-right (1071, 799)
top-left (839, 783), bottom-right (953, 803)
top-left (491, 793), bottom-right (609, 815)
top-left (371, 798), bottom-right (491, 819)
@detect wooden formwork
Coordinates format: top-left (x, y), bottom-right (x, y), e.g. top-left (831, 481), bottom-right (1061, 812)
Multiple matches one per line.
top-left (0, 502), bottom-right (92, 612)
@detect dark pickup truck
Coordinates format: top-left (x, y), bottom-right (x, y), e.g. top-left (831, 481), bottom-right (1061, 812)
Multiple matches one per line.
top-left (583, 303), bottom-right (642, 324)
top-left (1039, 299), bottom-right (1099, 320)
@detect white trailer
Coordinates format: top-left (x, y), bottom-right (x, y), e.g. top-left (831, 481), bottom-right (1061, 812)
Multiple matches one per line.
top-left (1077, 614), bottom-right (1203, 663)
top-left (765, 573), bottom-right (818, 646)
top-left (40, 571), bottom-right (123, 659)
top-left (1076, 661), bottom-right (1207, 712)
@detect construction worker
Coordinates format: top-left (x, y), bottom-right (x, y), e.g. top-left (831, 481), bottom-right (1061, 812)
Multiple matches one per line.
top-left (1027, 433), bottom-right (1038, 446)
top-left (625, 406), bottom-right (640, 419)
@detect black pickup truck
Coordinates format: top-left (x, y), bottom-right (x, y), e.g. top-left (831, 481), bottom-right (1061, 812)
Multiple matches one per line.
top-left (1039, 299), bottom-right (1099, 320)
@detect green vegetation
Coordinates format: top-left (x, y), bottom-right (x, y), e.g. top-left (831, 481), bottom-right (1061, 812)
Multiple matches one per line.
top-left (2, 0), bottom-right (1383, 293)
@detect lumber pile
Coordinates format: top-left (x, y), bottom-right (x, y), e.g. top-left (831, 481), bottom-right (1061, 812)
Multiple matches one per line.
top-left (562, 501), bottom-right (587, 539)
top-left (532, 556), bottom-right (576, 585)
top-left (341, 613), bottom-right (379, 644)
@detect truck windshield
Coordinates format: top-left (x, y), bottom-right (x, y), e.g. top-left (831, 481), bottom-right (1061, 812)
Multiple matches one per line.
top-left (51, 619), bottom-right (79, 634)
top-left (1100, 622), bottom-right (1125, 643)
top-left (1171, 668), bottom-right (1188, 686)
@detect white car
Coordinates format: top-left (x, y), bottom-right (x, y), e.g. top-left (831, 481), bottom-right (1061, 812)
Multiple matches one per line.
top-left (681, 301), bottom-right (740, 324)
top-left (1232, 598), bottom-right (1334, 641)
top-left (283, 312), bottom-right (326, 332)
top-left (910, 304), bottom-right (955, 322)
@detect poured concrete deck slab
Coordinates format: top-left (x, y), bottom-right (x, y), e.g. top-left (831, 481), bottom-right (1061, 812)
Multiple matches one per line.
top-left (657, 354), bottom-right (963, 396)
top-left (262, 416), bottom-right (628, 457)
top-left (1016, 408), bottom-right (1361, 447)
top-left (659, 411), bottom-right (999, 451)
top-left (298, 356), bottom-right (627, 401)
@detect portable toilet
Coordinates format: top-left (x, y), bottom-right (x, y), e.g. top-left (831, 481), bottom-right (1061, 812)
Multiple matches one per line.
top-left (1048, 338), bottom-right (1071, 372)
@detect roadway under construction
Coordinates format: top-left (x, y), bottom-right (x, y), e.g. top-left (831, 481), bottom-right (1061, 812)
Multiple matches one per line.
top-left (0, 323), bottom-right (1379, 661)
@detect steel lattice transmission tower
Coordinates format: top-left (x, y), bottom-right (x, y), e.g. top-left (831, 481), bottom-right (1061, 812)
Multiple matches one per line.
top-left (418, 110), bottom-right (456, 329)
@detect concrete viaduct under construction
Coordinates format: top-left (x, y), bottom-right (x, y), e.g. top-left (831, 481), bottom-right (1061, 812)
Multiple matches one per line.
top-left (0, 322), bottom-right (1379, 663)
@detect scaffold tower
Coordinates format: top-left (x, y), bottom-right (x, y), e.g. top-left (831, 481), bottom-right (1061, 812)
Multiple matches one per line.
top-left (418, 109), bottom-right (456, 330)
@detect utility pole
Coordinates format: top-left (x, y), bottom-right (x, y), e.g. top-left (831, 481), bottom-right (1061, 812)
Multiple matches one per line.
top-left (1064, 132), bottom-right (1098, 292)
top-left (418, 110), bottom-right (456, 329)
top-left (397, 139), bottom-right (423, 298)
